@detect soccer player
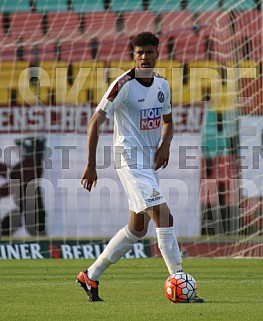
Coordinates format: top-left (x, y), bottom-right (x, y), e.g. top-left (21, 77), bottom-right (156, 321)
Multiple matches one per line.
top-left (77, 32), bottom-right (204, 303)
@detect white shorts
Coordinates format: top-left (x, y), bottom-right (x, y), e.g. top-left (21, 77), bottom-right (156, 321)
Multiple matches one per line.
top-left (116, 165), bottom-right (166, 213)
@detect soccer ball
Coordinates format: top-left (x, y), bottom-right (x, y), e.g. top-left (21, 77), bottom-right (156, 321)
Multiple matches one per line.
top-left (164, 272), bottom-right (197, 303)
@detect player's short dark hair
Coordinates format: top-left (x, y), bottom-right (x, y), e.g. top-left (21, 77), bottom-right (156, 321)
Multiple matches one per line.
top-left (132, 32), bottom-right (159, 48)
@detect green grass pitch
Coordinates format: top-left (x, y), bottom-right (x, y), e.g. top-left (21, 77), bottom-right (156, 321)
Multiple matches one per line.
top-left (1, 258), bottom-right (263, 321)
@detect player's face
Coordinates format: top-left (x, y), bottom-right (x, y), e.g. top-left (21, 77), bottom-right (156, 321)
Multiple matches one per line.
top-left (133, 45), bottom-right (159, 70)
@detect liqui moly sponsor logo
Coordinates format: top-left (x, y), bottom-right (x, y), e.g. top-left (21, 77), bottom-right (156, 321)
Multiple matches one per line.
top-left (140, 107), bottom-right (162, 130)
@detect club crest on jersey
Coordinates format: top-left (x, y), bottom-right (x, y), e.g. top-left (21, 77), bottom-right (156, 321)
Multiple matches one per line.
top-left (140, 107), bottom-right (162, 130)
top-left (157, 91), bottom-right (165, 103)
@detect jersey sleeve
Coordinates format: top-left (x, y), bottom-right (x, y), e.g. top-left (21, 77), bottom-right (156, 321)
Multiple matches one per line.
top-left (96, 75), bottom-right (128, 119)
top-left (162, 80), bottom-right (172, 115)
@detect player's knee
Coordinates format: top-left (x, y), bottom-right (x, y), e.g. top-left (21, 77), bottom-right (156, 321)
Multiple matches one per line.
top-left (136, 228), bottom-right (148, 238)
top-left (133, 227), bottom-right (148, 238)
top-left (128, 213), bottom-right (149, 238)
top-left (128, 223), bottom-right (148, 238)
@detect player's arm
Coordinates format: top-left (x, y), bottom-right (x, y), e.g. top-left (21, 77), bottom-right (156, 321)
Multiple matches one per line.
top-left (154, 112), bottom-right (174, 170)
top-left (81, 110), bottom-right (107, 191)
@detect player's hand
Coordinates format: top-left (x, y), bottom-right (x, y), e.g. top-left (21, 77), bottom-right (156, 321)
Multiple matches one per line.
top-left (154, 142), bottom-right (170, 170)
top-left (81, 165), bottom-right (97, 191)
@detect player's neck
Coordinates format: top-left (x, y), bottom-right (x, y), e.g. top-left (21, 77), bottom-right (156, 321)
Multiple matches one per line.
top-left (135, 68), bottom-right (154, 85)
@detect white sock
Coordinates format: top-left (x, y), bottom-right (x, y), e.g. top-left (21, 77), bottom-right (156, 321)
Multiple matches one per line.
top-left (88, 225), bottom-right (139, 281)
top-left (156, 227), bottom-right (182, 275)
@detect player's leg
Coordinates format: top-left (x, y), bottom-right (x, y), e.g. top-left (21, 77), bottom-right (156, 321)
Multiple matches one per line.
top-left (87, 211), bottom-right (149, 280)
top-left (128, 210), bottom-right (151, 238)
top-left (77, 211), bottom-right (150, 301)
top-left (148, 203), bottom-right (205, 303)
top-left (147, 202), bottom-right (183, 275)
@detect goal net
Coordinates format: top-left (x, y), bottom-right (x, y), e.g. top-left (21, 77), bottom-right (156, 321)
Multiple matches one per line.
top-left (0, 0), bottom-right (262, 259)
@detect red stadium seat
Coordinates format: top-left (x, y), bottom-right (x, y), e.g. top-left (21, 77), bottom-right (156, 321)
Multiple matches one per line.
top-left (208, 34), bottom-right (235, 63)
top-left (200, 156), bottom-right (238, 181)
top-left (121, 12), bottom-right (155, 36)
top-left (176, 33), bottom-right (206, 62)
top-left (209, 34), bottom-right (262, 64)
top-left (229, 34), bottom-right (262, 62)
top-left (234, 10), bottom-right (262, 38)
top-left (158, 33), bottom-right (206, 62)
top-left (240, 78), bottom-right (263, 115)
top-left (157, 35), bottom-right (169, 60)
top-left (200, 155), bottom-right (239, 206)
top-left (198, 10), bottom-right (233, 63)
top-left (0, 43), bottom-right (17, 61)
top-left (31, 43), bottom-right (56, 61)
top-left (250, 36), bottom-right (263, 62)
top-left (0, 14), bottom-right (4, 38)
top-left (98, 36), bottom-right (130, 62)
top-left (198, 10), bottom-right (262, 63)
top-left (60, 37), bottom-right (130, 63)
top-left (59, 40), bottom-right (91, 62)
top-left (9, 12), bottom-right (43, 41)
top-left (198, 10), bottom-right (231, 37)
top-left (46, 12), bottom-right (81, 41)
top-left (160, 11), bottom-right (194, 36)
top-left (84, 12), bottom-right (116, 40)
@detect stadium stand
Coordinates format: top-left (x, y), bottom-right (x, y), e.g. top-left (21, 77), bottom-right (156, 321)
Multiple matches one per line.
top-left (186, 0), bottom-right (219, 11)
top-left (45, 12), bottom-right (81, 41)
top-left (16, 76), bottom-right (50, 106)
top-left (35, 0), bottom-right (68, 12)
top-left (59, 40), bottom-right (94, 62)
top-left (83, 11), bottom-right (116, 39)
top-left (99, 35), bottom-right (131, 61)
top-left (0, 14), bottom-right (4, 37)
top-left (0, 87), bottom-right (9, 105)
top-left (159, 11), bottom-right (194, 35)
top-left (110, 0), bottom-right (143, 12)
top-left (0, 0), bottom-right (30, 12)
top-left (158, 33), bottom-right (206, 61)
top-left (72, 60), bottom-right (108, 104)
top-left (109, 60), bottom-right (135, 70)
top-left (0, 1), bottom-right (261, 107)
top-left (121, 11), bottom-right (156, 36)
top-left (222, 0), bottom-right (256, 10)
top-left (32, 43), bottom-right (56, 61)
top-left (8, 12), bottom-right (43, 42)
top-left (149, 0), bottom-right (181, 12)
top-left (200, 155), bottom-right (238, 181)
top-left (0, 43), bottom-right (17, 61)
top-left (234, 10), bottom-right (262, 39)
top-left (38, 60), bottom-right (67, 88)
top-left (72, 0), bottom-right (104, 11)
top-left (239, 78), bottom-right (263, 114)
top-left (0, 61), bottom-right (28, 98)
top-left (231, 10), bottom-right (262, 62)
top-left (197, 10), bottom-right (227, 36)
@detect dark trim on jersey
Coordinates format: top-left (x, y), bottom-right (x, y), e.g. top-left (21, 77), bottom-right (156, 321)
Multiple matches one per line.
top-left (106, 68), bottom-right (165, 102)
top-left (97, 109), bottom-right (106, 117)
top-left (107, 69), bottom-right (135, 102)
top-left (134, 70), bottom-right (164, 86)
top-left (135, 77), bottom-right (154, 87)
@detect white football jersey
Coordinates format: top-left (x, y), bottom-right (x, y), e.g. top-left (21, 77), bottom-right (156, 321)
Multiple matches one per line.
top-left (96, 68), bottom-right (171, 169)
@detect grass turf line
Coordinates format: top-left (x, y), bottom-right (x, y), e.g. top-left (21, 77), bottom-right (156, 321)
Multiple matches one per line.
top-left (0, 258), bottom-right (263, 321)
